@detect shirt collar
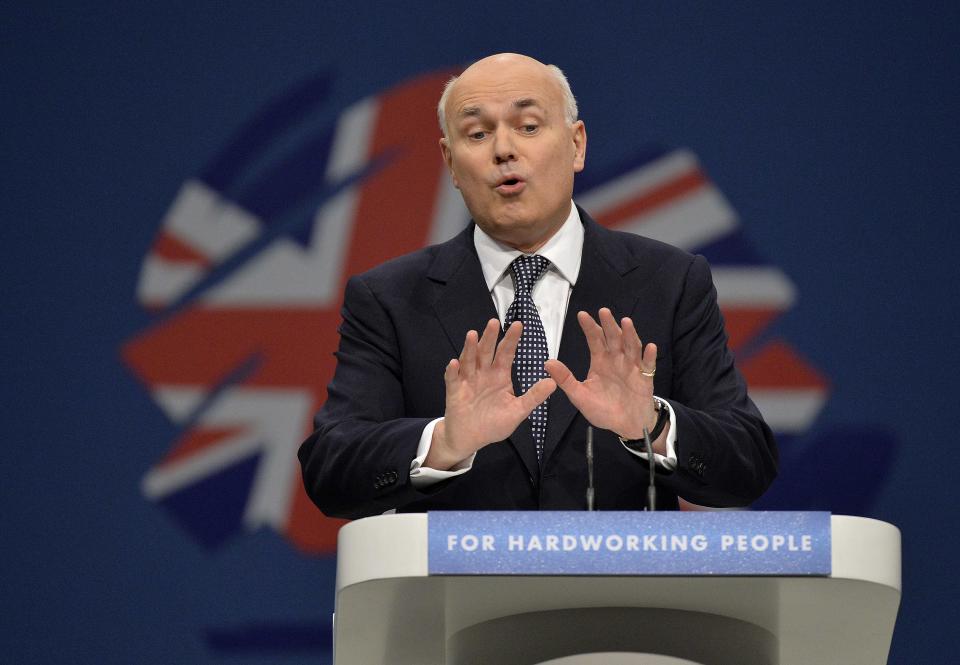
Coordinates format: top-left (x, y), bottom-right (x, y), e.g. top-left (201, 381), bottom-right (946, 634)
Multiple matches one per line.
top-left (473, 201), bottom-right (584, 291)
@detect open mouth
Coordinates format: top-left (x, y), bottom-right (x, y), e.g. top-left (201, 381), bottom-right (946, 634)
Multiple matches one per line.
top-left (495, 176), bottom-right (526, 195)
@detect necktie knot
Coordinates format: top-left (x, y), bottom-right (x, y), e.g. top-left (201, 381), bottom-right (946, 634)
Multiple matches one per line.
top-left (509, 254), bottom-right (550, 294)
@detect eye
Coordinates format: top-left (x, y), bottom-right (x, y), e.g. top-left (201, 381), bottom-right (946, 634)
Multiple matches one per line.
top-left (468, 131), bottom-right (487, 140)
top-left (521, 124), bottom-right (538, 134)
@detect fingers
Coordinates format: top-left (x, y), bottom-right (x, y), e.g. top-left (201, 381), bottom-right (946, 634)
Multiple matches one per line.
top-left (641, 341), bottom-right (658, 375)
top-left (456, 320), bottom-right (523, 378)
top-left (622, 317), bottom-right (657, 376)
top-left (494, 320), bottom-right (522, 370)
top-left (577, 310), bottom-right (607, 356)
top-left (598, 307), bottom-right (623, 352)
top-left (476, 318), bottom-right (500, 367)
top-left (621, 316), bottom-right (643, 362)
top-left (579, 309), bottom-right (658, 378)
top-left (458, 329), bottom-right (479, 378)
top-left (579, 308), bottom-right (625, 355)
top-left (444, 358), bottom-right (460, 383)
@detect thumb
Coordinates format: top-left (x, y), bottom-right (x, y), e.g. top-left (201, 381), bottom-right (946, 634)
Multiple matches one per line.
top-left (518, 377), bottom-right (557, 413)
top-left (545, 359), bottom-right (585, 403)
top-left (545, 359), bottom-right (577, 389)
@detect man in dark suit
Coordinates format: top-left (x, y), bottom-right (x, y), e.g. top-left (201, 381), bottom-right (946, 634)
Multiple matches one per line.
top-left (299, 53), bottom-right (777, 519)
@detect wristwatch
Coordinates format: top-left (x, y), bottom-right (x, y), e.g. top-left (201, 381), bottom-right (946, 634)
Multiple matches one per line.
top-left (619, 397), bottom-right (670, 449)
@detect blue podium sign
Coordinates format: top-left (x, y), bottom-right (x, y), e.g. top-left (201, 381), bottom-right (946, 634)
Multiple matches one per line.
top-left (428, 511), bottom-right (831, 576)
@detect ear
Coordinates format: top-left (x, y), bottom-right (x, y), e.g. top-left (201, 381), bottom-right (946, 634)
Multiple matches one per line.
top-left (439, 137), bottom-right (460, 189)
top-left (571, 120), bottom-right (587, 173)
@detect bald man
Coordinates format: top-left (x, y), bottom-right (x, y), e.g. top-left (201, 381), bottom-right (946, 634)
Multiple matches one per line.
top-left (299, 54), bottom-right (777, 518)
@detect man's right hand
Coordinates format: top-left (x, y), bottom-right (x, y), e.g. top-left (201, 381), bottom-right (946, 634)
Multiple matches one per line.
top-left (424, 319), bottom-right (556, 470)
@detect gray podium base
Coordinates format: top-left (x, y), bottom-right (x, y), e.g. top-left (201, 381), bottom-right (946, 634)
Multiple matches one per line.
top-left (446, 607), bottom-right (777, 665)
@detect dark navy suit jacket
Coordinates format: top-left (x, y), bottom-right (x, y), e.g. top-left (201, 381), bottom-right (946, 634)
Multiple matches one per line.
top-left (299, 210), bottom-right (777, 519)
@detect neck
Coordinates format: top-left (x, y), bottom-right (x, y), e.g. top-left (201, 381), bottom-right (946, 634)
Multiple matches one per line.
top-left (500, 216), bottom-right (566, 254)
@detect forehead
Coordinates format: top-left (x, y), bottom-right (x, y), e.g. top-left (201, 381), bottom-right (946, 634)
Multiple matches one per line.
top-left (447, 64), bottom-right (563, 120)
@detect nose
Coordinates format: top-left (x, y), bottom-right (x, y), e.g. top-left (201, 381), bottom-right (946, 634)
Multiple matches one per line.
top-left (492, 126), bottom-right (516, 164)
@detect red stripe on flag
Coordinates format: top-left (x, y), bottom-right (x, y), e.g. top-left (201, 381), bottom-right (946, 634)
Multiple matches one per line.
top-left (595, 169), bottom-right (707, 229)
top-left (739, 340), bottom-right (829, 390)
top-left (153, 231), bottom-right (211, 265)
top-left (720, 307), bottom-right (781, 352)
top-left (342, 71), bottom-right (456, 283)
top-left (121, 307), bottom-right (340, 397)
top-left (160, 426), bottom-right (248, 467)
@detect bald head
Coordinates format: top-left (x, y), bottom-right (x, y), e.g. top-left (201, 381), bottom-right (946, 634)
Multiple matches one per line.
top-left (436, 52), bottom-right (587, 252)
top-left (438, 53), bottom-right (578, 137)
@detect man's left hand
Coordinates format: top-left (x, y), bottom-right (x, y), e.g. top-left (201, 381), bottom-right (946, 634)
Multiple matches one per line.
top-left (545, 308), bottom-right (668, 453)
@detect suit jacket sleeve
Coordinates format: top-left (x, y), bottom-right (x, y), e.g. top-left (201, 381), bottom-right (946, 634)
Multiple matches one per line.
top-left (298, 273), bottom-right (441, 519)
top-left (656, 254), bottom-right (778, 507)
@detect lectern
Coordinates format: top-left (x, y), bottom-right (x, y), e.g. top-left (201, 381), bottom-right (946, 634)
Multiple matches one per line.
top-left (332, 514), bottom-right (900, 664)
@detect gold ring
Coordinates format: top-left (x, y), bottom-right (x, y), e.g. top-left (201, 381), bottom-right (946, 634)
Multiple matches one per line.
top-left (640, 368), bottom-right (656, 377)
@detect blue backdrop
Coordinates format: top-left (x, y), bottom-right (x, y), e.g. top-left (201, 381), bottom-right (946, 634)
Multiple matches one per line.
top-left (3, 2), bottom-right (958, 662)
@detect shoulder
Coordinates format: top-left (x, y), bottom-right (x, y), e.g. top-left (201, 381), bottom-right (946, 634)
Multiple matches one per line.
top-left (581, 210), bottom-right (704, 280)
top-left (347, 225), bottom-right (474, 293)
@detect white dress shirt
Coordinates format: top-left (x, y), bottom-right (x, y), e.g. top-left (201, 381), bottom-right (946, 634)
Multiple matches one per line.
top-left (409, 201), bottom-right (677, 488)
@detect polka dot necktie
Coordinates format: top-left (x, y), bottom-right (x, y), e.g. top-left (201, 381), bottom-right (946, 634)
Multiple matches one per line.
top-left (503, 254), bottom-right (551, 461)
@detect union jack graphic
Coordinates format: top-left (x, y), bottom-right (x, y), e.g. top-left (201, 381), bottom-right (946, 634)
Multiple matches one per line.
top-left (122, 69), bottom-right (828, 554)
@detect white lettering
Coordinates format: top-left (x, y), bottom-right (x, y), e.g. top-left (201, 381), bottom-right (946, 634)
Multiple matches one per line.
top-left (447, 535), bottom-right (458, 551)
top-left (717, 533), bottom-right (816, 552)
top-left (482, 534), bottom-right (495, 551)
top-left (461, 534), bottom-right (478, 551)
top-left (670, 535), bottom-right (688, 551)
top-left (627, 535), bottom-right (639, 551)
top-left (643, 535), bottom-right (658, 551)
top-left (563, 535), bottom-right (578, 551)
top-left (691, 534), bottom-right (708, 551)
top-left (528, 535), bottom-right (543, 551)
top-left (581, 535), bottom-right (603, 551)
top-left (545, 535), bottom-right (559, 551)
top-left (606, 535), bottom-right (623, 551)
top-left (508, 535), bottom-right (524, 551)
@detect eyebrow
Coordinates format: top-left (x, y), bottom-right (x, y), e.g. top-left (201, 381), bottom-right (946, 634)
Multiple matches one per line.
top-left (458, 106), bottom-right (483, 120)
top-left (456, 98), bottom-right (547, 122)
top-left (513, 98), bottom-right (543, 112)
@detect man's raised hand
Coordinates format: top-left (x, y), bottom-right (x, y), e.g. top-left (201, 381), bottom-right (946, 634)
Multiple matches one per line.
top-left (426, 319), bottom-right (556, 470)
top-left (544, 308), bottom-right (666, 452)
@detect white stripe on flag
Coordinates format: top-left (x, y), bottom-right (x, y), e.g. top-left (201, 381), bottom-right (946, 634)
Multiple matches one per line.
top-left (712, 267), bottom-right (797, 308)
top-left (162, 180), bottom-right (261, 261)
top-left (751, 388), bottom-right (826, 433)
top-left (137, 256), bottom-right (204, 308)
top-left (577, 149), bottom-right (700, 213)
top-left (142, 433), bottom-right (261, 499)
top-left (615, 187), bottom-right (738, 251)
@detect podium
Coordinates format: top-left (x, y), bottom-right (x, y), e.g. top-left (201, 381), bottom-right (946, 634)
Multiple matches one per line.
top-left (332, 514), bottom-right (900, 664)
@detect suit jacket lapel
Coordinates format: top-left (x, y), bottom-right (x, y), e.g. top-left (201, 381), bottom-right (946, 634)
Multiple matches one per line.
top-left (430, 226), bottom-right (498, 355)
top-left (541, 211), bottom-right (641, 466)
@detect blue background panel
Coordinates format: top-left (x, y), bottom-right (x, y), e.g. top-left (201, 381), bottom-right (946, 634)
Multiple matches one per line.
top-left (2, 2), bottom-right (958, 663)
